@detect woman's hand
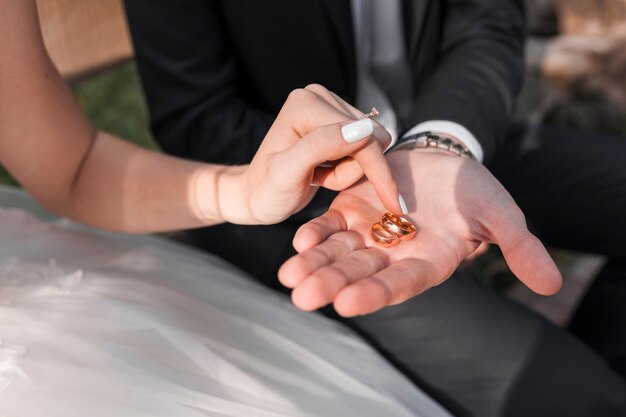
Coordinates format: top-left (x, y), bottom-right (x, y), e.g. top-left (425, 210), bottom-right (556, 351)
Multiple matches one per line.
top-left (0, 5), bottom-right (399, 233)
top-left (216, 84), bottom-right (406, 225)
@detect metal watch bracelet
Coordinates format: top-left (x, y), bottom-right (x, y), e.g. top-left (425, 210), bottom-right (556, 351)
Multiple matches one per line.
top-left (387, 131), bottom-right (476, 160)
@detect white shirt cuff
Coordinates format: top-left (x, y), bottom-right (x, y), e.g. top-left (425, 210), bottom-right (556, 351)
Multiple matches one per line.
top-left (402, 120), bottom-right (484, 163)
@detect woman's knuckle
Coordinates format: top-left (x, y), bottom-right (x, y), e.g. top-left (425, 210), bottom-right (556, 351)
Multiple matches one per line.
top-left (304, 83), bottom-right (328, 95)
top-left (287, 88), bottom-right (315, 105)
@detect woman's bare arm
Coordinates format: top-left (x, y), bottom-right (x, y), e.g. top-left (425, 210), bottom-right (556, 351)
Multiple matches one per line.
top-left (0, 0), bottom-right (242, 232)
top-left (0, 1), bottom-right (400, 233)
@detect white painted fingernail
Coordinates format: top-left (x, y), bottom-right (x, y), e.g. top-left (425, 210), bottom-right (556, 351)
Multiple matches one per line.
top-left (341, 119), bottom-right (373, 143)
top-left (399, 194), bottom-right (409, 215)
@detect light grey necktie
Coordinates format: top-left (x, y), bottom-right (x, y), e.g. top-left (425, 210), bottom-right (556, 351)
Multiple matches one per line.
top-left (351, 0), bottom-right (413, 141)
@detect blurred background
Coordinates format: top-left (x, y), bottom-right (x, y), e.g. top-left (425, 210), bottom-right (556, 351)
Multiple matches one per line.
top-left (517, 0), bottom-right (626, 133)
top-left (4, 0), bottom-right (624, 324)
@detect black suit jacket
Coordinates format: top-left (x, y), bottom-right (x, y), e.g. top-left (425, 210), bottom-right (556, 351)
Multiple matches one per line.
top-left (125, 0), bottom-right (525, 164)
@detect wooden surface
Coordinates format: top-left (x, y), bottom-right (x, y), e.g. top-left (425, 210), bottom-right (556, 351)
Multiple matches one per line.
top-left (36, 0), bottom-right (134, 80)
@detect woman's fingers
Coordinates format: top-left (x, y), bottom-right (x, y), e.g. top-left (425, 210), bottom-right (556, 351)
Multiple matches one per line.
top-left (295, 88), bottom-right (403, 213)
top-left (271, 119), bottom-right (376, 182)
top-left (352, 141), bottom-right (404, 214)
top-left (304, 84), bottom-right (362, 119)
top-left (279, 115), bottom-right (402, 215)
top-left (268, 87), bottom-right (354, 151)
top-left (262, 84), bottom-right (404, 217)
top-left (311, 141), bottom-right (404, 215)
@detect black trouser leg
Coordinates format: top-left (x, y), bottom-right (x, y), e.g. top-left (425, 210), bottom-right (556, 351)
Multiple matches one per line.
top-left (346, 274), bottom-right (626, 417)
top-left (569, 259), bottom-right (626, 378)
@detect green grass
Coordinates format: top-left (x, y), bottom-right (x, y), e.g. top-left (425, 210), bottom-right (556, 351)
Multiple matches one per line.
top-left (0, 61), bottom-right (156, 186)
top-left (0, 167), bottom-right (15, 187)
top-left (73, 62), bottom-right (157, 151)
top-left (465, 246), bottom-right (517, 291)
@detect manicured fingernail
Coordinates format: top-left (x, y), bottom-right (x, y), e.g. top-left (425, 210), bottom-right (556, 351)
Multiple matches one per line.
top-left (399, 194), bottom-right (409, 215)
top-left (341, 118), bottom-right (373, 143)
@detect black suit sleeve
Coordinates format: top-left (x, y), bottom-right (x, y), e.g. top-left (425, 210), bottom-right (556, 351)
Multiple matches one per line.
top-left (124, 0), bottom-right (274, 165)
top-left (405, 0), bottom-right (526, 162)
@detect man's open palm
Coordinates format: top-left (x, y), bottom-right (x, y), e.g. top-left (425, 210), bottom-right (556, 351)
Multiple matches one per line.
top-left (278, 150), bottom-right (562, 317)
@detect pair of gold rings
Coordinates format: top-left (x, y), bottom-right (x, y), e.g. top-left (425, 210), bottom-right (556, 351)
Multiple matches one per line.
top-left (371, 212), bottom-right (417, 248)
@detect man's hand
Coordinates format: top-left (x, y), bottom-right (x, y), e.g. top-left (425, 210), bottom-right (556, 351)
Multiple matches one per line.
top-left (278, 149), bottom-right (563, 317)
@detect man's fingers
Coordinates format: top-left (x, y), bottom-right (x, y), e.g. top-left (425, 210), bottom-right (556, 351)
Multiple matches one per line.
top-left (290, 248), bottom-right (389, 311)
top-left (278, 229), bottom-right (363, 288)
top-left (500, 233), bottom-right (562, 295)
top-left (333, 258), bottom-right (437, 317)
top-left (291, 210), bottom-right (347, 253)
top-left (491, 215), bottom-right (562, 295)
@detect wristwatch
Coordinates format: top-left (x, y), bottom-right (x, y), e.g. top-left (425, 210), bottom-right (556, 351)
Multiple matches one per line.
top-left (387, 131), bottom-right (476, 160)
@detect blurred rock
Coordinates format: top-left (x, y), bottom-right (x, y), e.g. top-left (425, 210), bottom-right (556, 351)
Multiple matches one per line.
top-left (540, 33), bottom-right (626, 133)
top-left (525, 0), bottom-right (558, 36)
top-left (521, 0), bottom-right (626, 134)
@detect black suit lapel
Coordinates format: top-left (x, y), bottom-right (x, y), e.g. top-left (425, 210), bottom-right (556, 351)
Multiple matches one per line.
top-left (320, 0), bottom-right (356, 97)
top-left (404, 0), bottom-right (429, 60)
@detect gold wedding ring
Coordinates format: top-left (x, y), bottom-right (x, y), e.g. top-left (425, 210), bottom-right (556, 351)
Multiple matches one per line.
top-left (371, 212), bottom-right (417, 248)
top-left (371, 222), bottom-right (401, 248)
top-left (381, 212), bottom-right (416, 240)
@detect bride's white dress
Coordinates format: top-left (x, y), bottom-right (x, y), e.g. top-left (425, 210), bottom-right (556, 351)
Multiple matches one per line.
top-left (0, 186), bottom-right (450, 417)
